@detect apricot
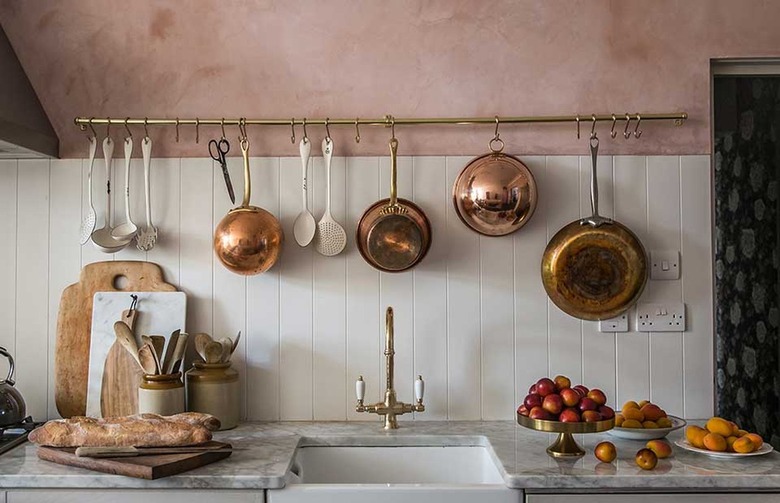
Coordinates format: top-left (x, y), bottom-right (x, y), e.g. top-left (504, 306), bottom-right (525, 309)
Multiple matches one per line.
top-left (638, 399), bottom-right (651, 408)
top-left (737, 429), bottom-right (750, 437)
top-left (594, 441), bottom-right (617, 463)
top-left (733, 436), bottom-right (755, 454)
top-left (642, 420), bottom-right (659, 429)
top-left (615, 414), bottom-right (625, 427)
top-left (706, 417), bottom-right (733, 437)
top-left (646, 439), bottom-right (673, 459)
top-left (728, 421), bottom-right (740, 436)
top-left (640, 404), bottom-right (665, 422)
top-left (622, 419), bottom-right (643, 428)
top-left (623, 408), bottom-right (645, 422)
top-left (622, 401), bottom-right (640, 412)
top-left (725, 436), bottom-right (738, 452)
top-left (745, 433), bottom-right (763, 450)
top-left (656, 417), bottom-right (673, 428)
top-left (686, 425), bottom-right (708, 448)
top-left (703, 433), bottom-right (727, 452)
top-left (635, 448), bottom-right (658, 470)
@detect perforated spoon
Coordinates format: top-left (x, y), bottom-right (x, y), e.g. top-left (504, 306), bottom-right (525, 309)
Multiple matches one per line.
top-left (293, 138), bottom-right (316, 247)
top-left (136, 136), bottom-right (158, 251)
top-left (111, 136), bottom-right (138, 241)
top-left (91, 137), bottom-right (131, 253)
top-left (79, 136), bottom-right (98, 245)
top-left (314, 137), bottom-right (347, 256)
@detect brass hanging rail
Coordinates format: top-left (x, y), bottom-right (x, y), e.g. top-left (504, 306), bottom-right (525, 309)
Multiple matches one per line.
top-left (74, 112), bottom-right (687, 130)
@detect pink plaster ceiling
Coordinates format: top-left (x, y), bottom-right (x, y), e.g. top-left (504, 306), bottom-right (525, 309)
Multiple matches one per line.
top-left (1, 0), bottom-right (780, 158)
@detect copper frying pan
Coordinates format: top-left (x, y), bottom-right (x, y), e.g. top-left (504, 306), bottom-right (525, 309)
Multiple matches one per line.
top-left (541, 136), bottom-right (647, 320)
top-left (356, 138), bottom-right (432, 272)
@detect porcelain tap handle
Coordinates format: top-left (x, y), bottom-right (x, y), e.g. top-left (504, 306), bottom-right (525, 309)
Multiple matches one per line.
top-left (356, 376), bottom-right (365, 402)
top-left (415, 375), bottom-right (424, 403)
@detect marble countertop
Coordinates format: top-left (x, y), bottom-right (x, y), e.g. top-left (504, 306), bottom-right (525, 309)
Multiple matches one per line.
top-left (1, 420), bottom-right (780, 491)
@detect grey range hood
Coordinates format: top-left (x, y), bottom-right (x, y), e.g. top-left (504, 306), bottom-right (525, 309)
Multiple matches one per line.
top-left (0, 25), bottom-right (58, 158)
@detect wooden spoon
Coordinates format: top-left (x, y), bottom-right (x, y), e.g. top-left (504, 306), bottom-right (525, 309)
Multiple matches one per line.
top-left (149, 335), bottom-right (165, 362)
top-left (218, 337), bottom-right (232, 363)
top-left (161, 330), bottom-right (180, 374)
top-left (204, 341), bottom-right (224, 364)
top-left (194, 333), bottom-right (213, 362)
top-left (113, 321), bottom-right (142, 369)
top-left (138, 343), bottom-right (159, 375)
top-left (231, 331), bottom-right (241, 356)
top-left (169, 333), bottom-right (189, 373)
top-left (141, 336), bottom-right (162, 374)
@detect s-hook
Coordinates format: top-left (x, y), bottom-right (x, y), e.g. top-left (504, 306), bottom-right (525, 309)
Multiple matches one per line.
top-left (290, 118), bottom-right (296, 144)
top-left (220, 118), bottom-right (227, 140)
top-left (575, 115), bottom-right (581, 139)
top-left (124, 117), bottom-right (132, 138)
top-left (633, 114), bottom-right (642, 138)
top-left (175, 117), bottom-right (180, 143)
top-left (143, 117), bottom-right (150, 139)
top-left (105, 117), bottom-right (111, 138)
top-left (88, 117), bottom-right (97, 139)
top-left (489, 116), bottom-right (504, 153)
top-left (610, 114), bottom-right (618, 139)
top-left (129, 294), bottom-right (138, 312)
top-left (590, 114), bottom-right (597, 139)
top-left (623, 113), bottom-right (632, 139)
top-left (325, 117), bottom-right (331, 142)
top-left (354, 118), bottom-right (361, 143)
top-left (302, 118), bottom-right (309, 143)
top-left (195, 118), bottom-right (200, 143)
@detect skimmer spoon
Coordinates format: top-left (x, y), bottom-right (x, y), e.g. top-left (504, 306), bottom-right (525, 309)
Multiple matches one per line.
top-left (79, 136), bottom-right (98, 245)
top-left (314, 137), bottom-right (347, 256)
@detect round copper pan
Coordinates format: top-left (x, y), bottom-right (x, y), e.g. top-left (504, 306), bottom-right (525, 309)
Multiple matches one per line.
top-left (356, 138), bottom-right (432, 273)
top-left (453, 152), bottom-right (538, 236)
top-left (541, 137), bottom-right (647, 320)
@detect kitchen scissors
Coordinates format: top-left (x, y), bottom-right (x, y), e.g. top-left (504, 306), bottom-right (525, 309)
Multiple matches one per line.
top-left (209, 138), bottom-right (236, 204)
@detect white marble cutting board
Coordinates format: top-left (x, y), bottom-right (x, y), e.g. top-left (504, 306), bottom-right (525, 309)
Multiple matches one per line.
top-left (86, 291), bottom-right (187, 417)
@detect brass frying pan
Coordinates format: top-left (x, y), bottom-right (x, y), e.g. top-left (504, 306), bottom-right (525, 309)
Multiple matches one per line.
top-left (541, 136), bottom-right (647, 320)
top-left (356, 138), bottom-right (432, 272)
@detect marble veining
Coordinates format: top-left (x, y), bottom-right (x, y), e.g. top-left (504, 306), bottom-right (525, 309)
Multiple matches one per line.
top-left (1, 421), bottom-right (780, 491)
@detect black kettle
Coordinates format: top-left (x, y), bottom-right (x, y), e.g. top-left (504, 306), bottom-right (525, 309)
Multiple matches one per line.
top-left (0, 347), bottom-right (25, 427)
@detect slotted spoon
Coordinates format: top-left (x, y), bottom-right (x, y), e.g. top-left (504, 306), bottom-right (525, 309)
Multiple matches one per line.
top-left (79, 136), bottom-right (98, 245)
top-left (314, 137), bottom-right (347, 256)
top-left (293, 138), bottom-right (316, 247)
top-left (111, 136), bottom-right (139, 242)
top-left (136, 136), bottom-right (158, 251)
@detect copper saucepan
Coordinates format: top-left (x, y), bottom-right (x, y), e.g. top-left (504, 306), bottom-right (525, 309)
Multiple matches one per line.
top-left (356, 138), bottom-right (431, 272)
top-left (213, 134), bottom-right (283, 275)
top-left (452, 138), bottom-right (538, 236)
top-left (541, 136), bottom-right (647, 320)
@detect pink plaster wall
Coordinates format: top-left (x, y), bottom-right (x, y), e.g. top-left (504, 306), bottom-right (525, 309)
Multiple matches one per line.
top-left (1, 0), bottom-right (780, 158)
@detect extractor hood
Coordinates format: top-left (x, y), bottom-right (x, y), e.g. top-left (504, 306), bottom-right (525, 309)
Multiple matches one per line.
top-left (0, 26), bottom-right (58, 158)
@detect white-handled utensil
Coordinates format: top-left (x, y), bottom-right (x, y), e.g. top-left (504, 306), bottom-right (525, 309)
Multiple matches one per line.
top-left (92, 137), bottom-right (131, 252)
top-left (314, 137), bottom-right (347, 256)
top-left (111, 136), bottom-right (138, 241)
top-left (136, 136), bottom-right (158, 251)
top-left (293, 138), bottom-right (316, 247)
top-left (79, 137), bottom-right (98, 245)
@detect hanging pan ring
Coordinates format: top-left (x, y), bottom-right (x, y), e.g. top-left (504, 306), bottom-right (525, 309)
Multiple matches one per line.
top-left (124, 117), bottom-right (132, 138)
top-left (220, 118), bottom-right (227, 140)
top-left (325, 117), bottom-right (331, 142)
top-left (610, 114), bottom-right (617, 139)
top-left (290, 118), bottom-right (296, 144)
top-left (633, 114), bottom-right (642, 138)
top-left (489, 116), bottom-right (504, 153)
top-left (590, 114), bottom-right (597, 139)
top-left (354, 118), bottom-right (361, 143)
top-left (623, 113), bottom-right (632, 139)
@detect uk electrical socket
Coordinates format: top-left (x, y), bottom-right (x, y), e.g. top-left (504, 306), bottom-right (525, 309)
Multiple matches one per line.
top-left (599, 312), bottom-right (629, 332)
top-left (636, 302), bottom-right (686, 332)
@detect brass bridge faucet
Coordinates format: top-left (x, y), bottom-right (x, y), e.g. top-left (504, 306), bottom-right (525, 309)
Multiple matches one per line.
top-left (355, 307), bottom-right (424, 429)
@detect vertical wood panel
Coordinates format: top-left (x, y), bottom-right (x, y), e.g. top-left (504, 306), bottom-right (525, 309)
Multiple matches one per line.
top-left (681, 155), bottom-right (714, 418)
top-left (514, 156), bottom-right (548, 406)
top-left (47, 159), bottom-right (82, 419)
top-left (147, 158), bottom-right (181, 285)
top-left (312, 154), bottom-right (347, 420)
top-left (16, 160), bottom-right (50, 420)
top-left (345, 157), bottom-right (380, 420)
top-left (579, 154), bottom-right (617, 405)
top-left (378, 155), bottom-right (415, 408)
top-left (412, 156), bottom-right (447, 419)
top-left (279, 156), bottom-right (313, 420)
top-left (247, 157), bottom-right (280, 420)
top-left (0, 161), bottom-right (17, 358)
top-left (645, 156), bottom-right (684, 416)
top-left (614, 156), bottom-right (650, 406)
top-left (545, 156), bottom-right (582, 381)
top-left (113, 156), bottom-right (147, 262)
top-left (446, 156), bottom-right (480, 419)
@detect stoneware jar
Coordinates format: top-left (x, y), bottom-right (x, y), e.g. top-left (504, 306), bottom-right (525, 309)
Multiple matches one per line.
top-left (186, 362), bottom-right (239, 430)
top-left (138, 372), bottom-right (185, 416)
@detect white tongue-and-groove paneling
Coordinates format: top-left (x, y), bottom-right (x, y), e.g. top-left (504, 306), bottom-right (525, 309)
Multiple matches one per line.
top-left (3, 154), bottom-right (714, 421)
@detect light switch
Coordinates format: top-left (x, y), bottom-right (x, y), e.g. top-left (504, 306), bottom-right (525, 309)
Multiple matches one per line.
top-left (650, 251), bottom-right (680, 280)
top-left (636, 302), bottom-right (686, 332)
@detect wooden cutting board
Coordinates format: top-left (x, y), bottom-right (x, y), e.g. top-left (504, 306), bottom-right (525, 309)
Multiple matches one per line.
top-left (37, 442), bottom-right (232, 479)
top-left (55, 261), bottom-right (177, 418)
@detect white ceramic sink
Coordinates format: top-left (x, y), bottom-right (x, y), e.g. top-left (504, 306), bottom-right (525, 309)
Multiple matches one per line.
top-left (267, 444), bottom-right (519, 503)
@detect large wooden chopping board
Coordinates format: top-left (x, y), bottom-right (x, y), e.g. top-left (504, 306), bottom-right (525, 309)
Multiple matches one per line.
top-left (55, 261), bottom-right (177, 418)
top-left (37, 441), bottom-right (231, 479)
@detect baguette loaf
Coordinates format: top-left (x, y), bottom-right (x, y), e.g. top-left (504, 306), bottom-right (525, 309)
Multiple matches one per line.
top-left (29, 414), bottom-right (213, 447)
top-left (127, 412), bottom-right (221, 431)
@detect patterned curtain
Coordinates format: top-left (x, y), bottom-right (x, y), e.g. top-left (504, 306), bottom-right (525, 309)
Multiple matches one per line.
top-left (714, 76), bottom-right (780, 448)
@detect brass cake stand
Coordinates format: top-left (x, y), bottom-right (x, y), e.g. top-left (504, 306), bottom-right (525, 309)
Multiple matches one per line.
top-left (517, 412), bottom-right (615, 458)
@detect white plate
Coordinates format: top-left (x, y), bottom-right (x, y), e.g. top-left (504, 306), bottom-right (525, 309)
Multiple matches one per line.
top-left (674, 439), bottom-right (774, 458)
top-left (607, 415), bottom-right (686, 440)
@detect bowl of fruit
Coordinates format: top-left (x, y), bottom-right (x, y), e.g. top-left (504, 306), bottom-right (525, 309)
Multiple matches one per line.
top-left (517, 375), bottom-right (615, 458)
top-left (676, 417), bottom-right (773, 458)
top-left (608, 400), bottom-right (686, 440)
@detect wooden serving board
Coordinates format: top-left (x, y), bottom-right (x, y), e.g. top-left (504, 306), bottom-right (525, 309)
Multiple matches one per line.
top-left (37, 441), bottom-right (231, 480)
top-left (55, 261), bottom-right (177, 418)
